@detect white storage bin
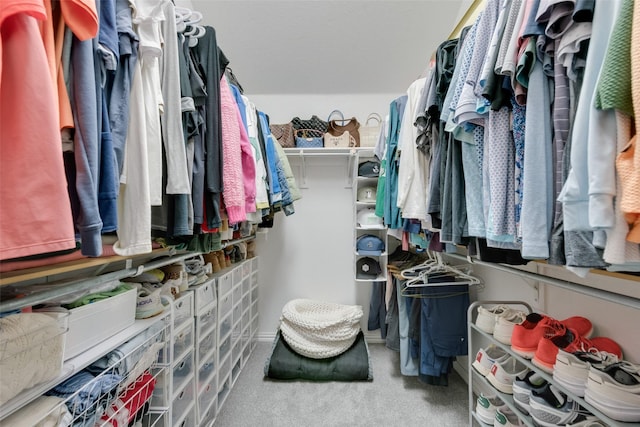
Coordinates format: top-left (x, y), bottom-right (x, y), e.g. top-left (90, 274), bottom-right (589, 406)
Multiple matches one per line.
top-left (172, 376), bottom-right (195, 425)
top-left (242, 293), bottom-right (250, 313)
top-left (218, 292), bottom-right (232, 319)
top-left (232, 303), bottom-right (242, 328)
top-left (242, 309), bottom-right (250, 331)
top-left (218, 313), bottom-right (232, 341)
top-left (232, 267), bottom-right (242, 286)
top-left (175, 405), bottom-right (196, 427)
top-left (149, 368), bottom-right (169, 408)
top-left (251, 287), bottom-right (258, 304)
top-left (173, 322), bottom-right (194, 362)
top-left (197, 356), bottom-right (216, 390)
top-left (219, 334), bottom-right (231, 363)
top-left (198, 375), bottom-right (217, 422)
top-left (196, 304), bottom-right (217, 338)
top-left (218, 360), bottom-right (231, 392)
top-left (251, 272), bottom-right (258, 287)
top-left (233, 285), bottom-right (242, 306)
top-left (0, 311), bottom-right (69, 406)
top-left (192, 279), bottom-right (215, 314)
top-left (198, 391), bottom-right (217, 427)
top-left (232, 340), bottom-right (241, 365)
top-left (172, 350), bottom-right (194, 392)
top-left (217, 272), bottom-right (233, 298)
top-left (197, 327), bottom-right (216, 359)
top-left (232, 321), bottom-right (241, 344)
top-left (232, 356), bottom-right (242, 382)
top-left (242, 260), bottom-right (251, 278)
top-left (64, 287), bottom-right (136, 360)
top-left (251, 257), bottom-right (258, 271)
top-left (251, 300), bottom-right (258, 320)
top-left (217, 373), bottom-right (231, 408)
top-left (242, 276), bottom-right (250, 295)
top-left (173, 291), bottom-right (193, 329)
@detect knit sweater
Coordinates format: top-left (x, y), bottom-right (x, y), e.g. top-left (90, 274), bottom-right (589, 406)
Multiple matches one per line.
top-left (219, 75), bottom-right (246, 225)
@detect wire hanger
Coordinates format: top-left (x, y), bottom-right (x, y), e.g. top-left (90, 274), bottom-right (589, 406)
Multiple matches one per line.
top-left (402, 252), bottom-right (482, 289)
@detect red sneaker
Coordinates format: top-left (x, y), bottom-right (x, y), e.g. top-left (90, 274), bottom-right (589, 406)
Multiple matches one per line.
top-left (511, 313), bottom-right (593, 359)
top-left (533, 329), bottom-right (623, 373)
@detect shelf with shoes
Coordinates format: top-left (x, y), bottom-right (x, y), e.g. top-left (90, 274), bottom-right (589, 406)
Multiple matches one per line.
top-left (467, 301), bottom-right (640, 427)
top-left (352, 151), bottom-right (388, 283)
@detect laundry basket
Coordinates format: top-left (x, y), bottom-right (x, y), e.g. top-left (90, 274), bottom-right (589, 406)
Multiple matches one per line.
top-left (279, 299), bottom-right (363, 359)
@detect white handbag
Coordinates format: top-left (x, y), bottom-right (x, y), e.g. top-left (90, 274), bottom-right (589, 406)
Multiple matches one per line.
top-left (359, 113), bottom-right (382, 147)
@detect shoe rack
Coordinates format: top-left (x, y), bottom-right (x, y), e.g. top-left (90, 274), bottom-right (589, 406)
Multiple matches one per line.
top-left (467, 300), bottom-right (640, 427)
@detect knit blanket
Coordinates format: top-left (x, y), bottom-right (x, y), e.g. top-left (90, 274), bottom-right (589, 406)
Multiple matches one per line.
top-left (279, 299), bottom-right (363, 359)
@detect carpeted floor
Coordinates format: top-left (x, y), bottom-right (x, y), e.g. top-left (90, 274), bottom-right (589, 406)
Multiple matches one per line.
top-left (214, 340), bottom-right (469, 426)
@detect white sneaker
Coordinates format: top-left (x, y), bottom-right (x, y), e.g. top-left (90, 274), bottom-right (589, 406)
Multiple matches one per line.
top-left (584, 361), bottom-right (640, 422)
top-left (476, 393), bottom-right (505, 425)
top-left (476, 305), bottom-right (510, 334)
top-left (493, 311), bottom-right (526, 345)
top-left (553, 349), bottom-right (620, 397)
top-left (494, 407), bottom-right (525, 426)
top-left (135, 286), bottom-right (164, 319)
top-left (472, 344), bottom-right (510, 377)
top-left (487, 356), bottom-right (528, 395)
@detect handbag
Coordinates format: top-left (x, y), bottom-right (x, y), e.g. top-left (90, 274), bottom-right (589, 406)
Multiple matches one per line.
top-left (325, 109), bottom-right (360, 147)
top-left (359, 113), bottom-right (382, 147)
top-left (291, 115), bottom-right (328, 134)
top-left (294, 129), bottom-right (324, 148)
top-left (271, 122), bottom-right (295, 148)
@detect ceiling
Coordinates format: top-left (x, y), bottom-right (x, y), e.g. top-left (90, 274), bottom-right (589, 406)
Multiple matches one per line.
top-left (186, 0), bottom-right (469, 95)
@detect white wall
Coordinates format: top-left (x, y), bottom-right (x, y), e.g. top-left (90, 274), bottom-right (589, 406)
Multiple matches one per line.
top-left (255, 152), bottom-right (380, 339)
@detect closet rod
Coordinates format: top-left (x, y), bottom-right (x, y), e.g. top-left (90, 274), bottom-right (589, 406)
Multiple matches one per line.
top-left (0, 252), bottom-right (197, 313)
top-left (445, 253), bottom-right (640, 311)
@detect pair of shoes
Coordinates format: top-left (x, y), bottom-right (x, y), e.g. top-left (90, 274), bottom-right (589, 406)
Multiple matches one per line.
top-left (472, 344), bottom-right (509, 377)
top-left (494, 407), bottom-right (525, 426)
top-left (204, 251), bottom-right (222, 273)
top-left (135, 285), bottom-right (165, 319)
top-left (475, 305), bottom-right (527, 345)
top-left (511, 313), bottom-right (593, 359)
top-left (487, 355), bottom-right (529, 395)
top-left (475, 393), bottom-right (505, 425)
top-left (533, 328), bottom-right (622, 373)
top-left (584, 360), bottom-right (640, 422)
top-left (512, 371), bottom-right (547, 415)
top-left (553, 349), bottom-right (621, 397)
top-left (529, 384), bottom-right (595, 427)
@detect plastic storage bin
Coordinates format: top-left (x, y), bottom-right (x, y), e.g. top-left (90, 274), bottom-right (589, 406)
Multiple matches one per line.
top-left (192, 280), bottom-right (215, 314)
top-left (0, 311), bottom-right (69, 405)
top-left (173, 291), bottom-right (194, 329)
top-left (63, 287), bottom-right (136, 360)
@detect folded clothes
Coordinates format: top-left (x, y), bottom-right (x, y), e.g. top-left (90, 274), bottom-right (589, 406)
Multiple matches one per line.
top-left (63, 283), bottom-right (133, 309)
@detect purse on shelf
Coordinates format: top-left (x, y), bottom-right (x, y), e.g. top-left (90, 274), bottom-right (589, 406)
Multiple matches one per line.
top-left (270, 122), bottom-right (295, 148)
top-left (359, 113), bottom-right (382, 147)
top-left (294, 129), bottom-right (324, 148)
top-left (291, 115), bottom-right (328, 134)
top-left (325, 109), bottom-right (360, 148)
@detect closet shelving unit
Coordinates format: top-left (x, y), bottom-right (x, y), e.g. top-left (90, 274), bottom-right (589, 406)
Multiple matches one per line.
top-left (0, 237), bottom-right (259, 427)
top-left (468, 300), bottom-right (640, 427)
top-left (352, 149), bottom-right (388, 283)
